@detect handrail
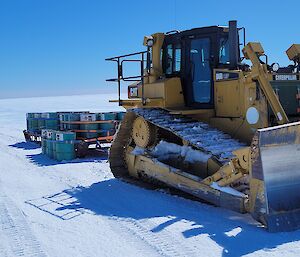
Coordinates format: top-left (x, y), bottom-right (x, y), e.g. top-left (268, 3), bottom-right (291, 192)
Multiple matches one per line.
top-left (105, 51), bottom-right (147, 61)
top-left (106, 50), bottom-right (149, 106)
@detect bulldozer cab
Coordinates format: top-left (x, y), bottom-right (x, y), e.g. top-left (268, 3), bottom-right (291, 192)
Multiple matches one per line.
top-left (161, 22), bottom-right (241, 108)
top-left (106, 21), bottom-right (242, 109)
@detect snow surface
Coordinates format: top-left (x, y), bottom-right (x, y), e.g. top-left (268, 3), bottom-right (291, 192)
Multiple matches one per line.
top-left (152, 140), bottom-right (211, 163)
top-left (210, 182), bottom-right (246, 198)
top-left (1, 94), bottom-right (300, 257)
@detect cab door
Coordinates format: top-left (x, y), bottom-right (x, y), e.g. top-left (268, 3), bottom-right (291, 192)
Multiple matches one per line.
top-left (183, 36), bottom-right (214, 108)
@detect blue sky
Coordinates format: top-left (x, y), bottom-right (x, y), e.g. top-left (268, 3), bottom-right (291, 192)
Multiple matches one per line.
top-left (1, 0), bottom-right (300, 99)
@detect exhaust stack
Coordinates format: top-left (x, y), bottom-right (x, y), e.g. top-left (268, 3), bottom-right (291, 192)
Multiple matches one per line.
top-left (228, 20), bottom-right (239, 70)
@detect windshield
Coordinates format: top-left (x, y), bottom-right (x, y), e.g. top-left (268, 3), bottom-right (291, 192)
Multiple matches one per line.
top-left (219, 37), bottom-right (230, 64)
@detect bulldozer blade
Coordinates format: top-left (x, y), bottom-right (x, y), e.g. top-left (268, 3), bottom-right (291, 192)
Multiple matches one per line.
top-left (251, 121), bottom-right (300, 232)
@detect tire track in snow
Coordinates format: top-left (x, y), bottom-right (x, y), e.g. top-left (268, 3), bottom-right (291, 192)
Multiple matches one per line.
top-left (108, 216), bottom-right (201, 257)
top-left (66, 181), bottom-right (203, 257)
top-left (0, 185), bottom-right (46, 257)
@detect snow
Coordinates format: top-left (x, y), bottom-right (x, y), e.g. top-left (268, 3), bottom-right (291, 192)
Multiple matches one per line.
top-left (131, 146), bottom-right (146, 155)
top-left (152, 141), bottom-right (211, 163)
top-left (0, 94), bottom-right (300, 257)
top-left (211, 182), bottom-right (246, 198)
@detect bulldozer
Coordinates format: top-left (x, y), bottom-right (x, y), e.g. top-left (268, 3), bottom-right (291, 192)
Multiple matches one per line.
top-left (106, 20), bottom-right (300, 232)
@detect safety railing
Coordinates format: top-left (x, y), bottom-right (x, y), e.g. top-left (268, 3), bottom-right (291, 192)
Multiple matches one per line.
top-left (106, 50), bottom-right (150, 105)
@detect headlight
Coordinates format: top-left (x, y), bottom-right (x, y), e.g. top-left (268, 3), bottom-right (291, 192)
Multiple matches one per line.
top-left (271, 63), bottom-right (280, 72)
top-left (246, 107), bottom-right (259, 125)
top-left (147, 38), bottom-right (154, 47)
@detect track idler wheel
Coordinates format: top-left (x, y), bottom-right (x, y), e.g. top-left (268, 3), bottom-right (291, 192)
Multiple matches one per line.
top-left (132, 116), bottom-right (157, 148)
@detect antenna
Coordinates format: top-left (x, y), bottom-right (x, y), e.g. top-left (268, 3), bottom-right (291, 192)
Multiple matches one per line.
top-left (174, 0), bottom-right (177, 28)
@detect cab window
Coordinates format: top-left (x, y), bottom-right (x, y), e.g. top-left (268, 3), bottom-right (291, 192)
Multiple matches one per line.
top-left (174, 44), bottom-right (181, 72)
top-left (166, 44), bottom-right (173, 74)
top-left (164, 43), bottom-right (181, 75)
top-left (219, 37), bottom-right (230, 64)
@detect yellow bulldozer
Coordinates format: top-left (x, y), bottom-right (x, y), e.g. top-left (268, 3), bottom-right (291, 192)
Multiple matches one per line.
top-left (106, 21), bottom-right (300, 232)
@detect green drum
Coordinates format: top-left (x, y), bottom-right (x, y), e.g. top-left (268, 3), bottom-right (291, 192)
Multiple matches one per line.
top-left (58, 113), bottom-right (65, 130)
top-left (45, 139), bottom-right (49, 156)
top-left (46, 139), bottom-right (54, 158)
top-left (33, 113), bottom-right (42, 119)
top-left (41, 129), bottom-right (48, 155)
top-left (26, 113), bottom-right (32, 131)
top-left (54, 141), bottom-right (75, 161)
top-left (80, 113), bottom-right (98, 139)
top-left (38, 119), bottom-right (45, 130)
top-left (99, 121), bottom-right (115, 131)
top-left (41, 129), bottom-right (48, 139)
top-left (45, 119), bottom-right (59, 130)
top-left (27, 115), bottom-right (39, 132)
top-left (41, 138), bottom-right (47, 154)
top-left (98, 112), bottom-right (117, 134)
top-left (26, 118), bottom-right (31, 131)
top-left (59, 113), bottom-right (79, 130)
top-left (55, 131), bottom-right (76, 141)
top-left (59, 113), bottom-right (68, 130)
top-left (31, 119), bottom-right (39, 131)
top-left (34, 113), bottom-right (42, 131)
top-left (54, 131), bottom-right (76, 161)
top-left (26, 113), bottom-right (35, 119)
top-left (47, 140), bottom-right (55, 159)
top-left (26, 113), bottom-right (35, 131)
top-left (99, 112), bottom-right (117, 121)
top-left (48, 112), bottom-right (58, 119)
top-left (45, 130), bottom-right (55, 159)
top-left (69, 113), bottom-right (80, 130)
top-left (117, 112), bottom-right (126, 120)
top-left (80, 124), bottom-right (99, 138)
top-left (57, 113), bottom-right (64, 130)
top-left (41, 113), bottom-right (48, 119)
top-left (42, 112), bottom-right (59, 130)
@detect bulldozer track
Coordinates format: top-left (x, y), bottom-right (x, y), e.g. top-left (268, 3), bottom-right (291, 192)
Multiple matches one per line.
top-left (133, 108), bottom-right (245, 162)
top-left (109, 108), bottom-right (245, 185)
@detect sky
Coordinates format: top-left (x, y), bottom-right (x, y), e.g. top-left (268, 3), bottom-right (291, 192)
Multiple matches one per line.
top-left (1, 0), bottom-right (300, 99)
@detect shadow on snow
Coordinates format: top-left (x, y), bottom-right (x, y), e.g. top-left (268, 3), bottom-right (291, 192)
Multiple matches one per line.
top-left (26, 153), bottom-right (108, 166)
top-left (28, 178), bottom-right (300, 256)
top-left (10, 141), bottom-right (108, 166)
top-left (9, 141), bottom-right (41, 150)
